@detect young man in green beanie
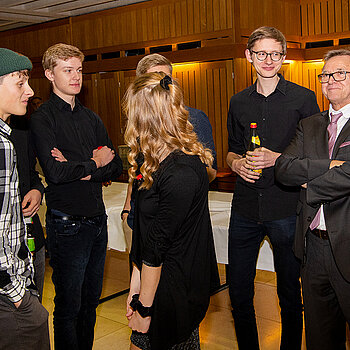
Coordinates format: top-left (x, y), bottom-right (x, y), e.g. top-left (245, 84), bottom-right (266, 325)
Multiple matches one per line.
top-left (0, 48), bottom-right (50, 349)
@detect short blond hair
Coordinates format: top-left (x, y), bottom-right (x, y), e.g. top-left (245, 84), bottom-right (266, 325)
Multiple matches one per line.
top-left (42, 43), bottom-right (84, 71)
top-left (136, 54), bottom-right (173, 76)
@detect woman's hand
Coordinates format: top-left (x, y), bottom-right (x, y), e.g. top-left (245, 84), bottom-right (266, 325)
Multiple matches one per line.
top-left (128, 312), bottom-right (151, 333)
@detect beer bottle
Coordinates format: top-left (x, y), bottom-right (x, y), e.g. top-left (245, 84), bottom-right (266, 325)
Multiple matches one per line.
top-left (25, 217), bottom-right (36, 259)
top-left (248, 122), bottom-right (262, 174)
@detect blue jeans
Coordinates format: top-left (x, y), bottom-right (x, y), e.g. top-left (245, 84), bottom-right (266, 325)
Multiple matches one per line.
top-left (228, 210), bottom-right (302, 350)
top-left (46, 210), bottom-right (108, 350)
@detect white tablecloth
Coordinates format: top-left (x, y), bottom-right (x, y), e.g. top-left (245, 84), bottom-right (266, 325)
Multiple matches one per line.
top-left (38, 181), bottom-right (274, 271)
top-left (102, 182), bottom-right (274, 271)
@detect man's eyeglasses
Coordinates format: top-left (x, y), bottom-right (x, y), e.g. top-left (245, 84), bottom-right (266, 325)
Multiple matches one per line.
top-left (250, 50), bottom-right (284, 62)
top-left (318, 71), bottom-right (350, 83)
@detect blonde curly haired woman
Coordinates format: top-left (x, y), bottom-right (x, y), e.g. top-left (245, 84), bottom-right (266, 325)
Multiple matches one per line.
top-left (124, 72), bottom-right (219, 350)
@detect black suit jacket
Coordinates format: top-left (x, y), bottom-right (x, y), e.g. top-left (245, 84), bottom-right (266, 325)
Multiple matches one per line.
top-left (9, 117), bottom-right (45, 251)
top-left (275, 111), bottom-right (350, 282)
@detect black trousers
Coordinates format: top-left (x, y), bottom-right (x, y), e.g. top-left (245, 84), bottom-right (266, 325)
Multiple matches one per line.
top-left (302, 231), bottom-right (350, 350)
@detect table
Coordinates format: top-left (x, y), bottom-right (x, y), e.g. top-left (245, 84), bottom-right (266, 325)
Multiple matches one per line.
top-left (102, 182), bottom-right (275, 272)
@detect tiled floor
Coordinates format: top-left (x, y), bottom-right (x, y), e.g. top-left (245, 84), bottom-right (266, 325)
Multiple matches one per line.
top-left (41, 251), bottom-right (348, 350)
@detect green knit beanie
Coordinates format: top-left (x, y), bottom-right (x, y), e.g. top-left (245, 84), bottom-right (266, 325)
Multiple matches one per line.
top-left (0, 48), bottom-right (32, 77)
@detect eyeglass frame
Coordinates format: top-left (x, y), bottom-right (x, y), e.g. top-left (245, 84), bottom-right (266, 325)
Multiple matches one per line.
top-left (318, 71), bottom-right (350, 83)
top-left (250, 50), bottom-right (285, 62)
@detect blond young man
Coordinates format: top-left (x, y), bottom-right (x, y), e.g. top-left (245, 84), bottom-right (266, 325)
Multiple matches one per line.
top-left (0, 48), bottom-right (50, 350)
top-left (30, 43), bottom-right (123, 350)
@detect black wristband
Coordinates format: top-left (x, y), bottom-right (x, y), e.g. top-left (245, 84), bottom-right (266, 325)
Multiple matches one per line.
top-left (121, 209), bottom-right (130, 220)
top-left (129, 294), bottom-right (153, 318)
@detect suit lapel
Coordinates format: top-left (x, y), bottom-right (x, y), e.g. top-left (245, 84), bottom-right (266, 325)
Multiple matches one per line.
top-left (333, 118), bottom-right (350, 158)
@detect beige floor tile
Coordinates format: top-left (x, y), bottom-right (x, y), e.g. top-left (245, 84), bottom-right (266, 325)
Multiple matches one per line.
top-left (94, 316), bottom-right (126, 339)
top-left (254, 282), bottom-right (281, 323)
top-left (256, 269), bottom-right (277, 286)
top-left (93, 325), bottom-right (131, 350)
top-left (97, 294), bottom-right (129, 326)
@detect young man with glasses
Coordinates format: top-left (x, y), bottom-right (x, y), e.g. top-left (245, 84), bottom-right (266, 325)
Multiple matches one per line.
top-left (226, 26), bottom-right (320, 349)
top-left (276, 49), bottom-right (350, 350)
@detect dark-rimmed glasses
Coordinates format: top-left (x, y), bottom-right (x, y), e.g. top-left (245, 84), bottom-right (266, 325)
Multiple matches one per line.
top-left (318, 71), bottom-right (350, 83)
top-left (250, 50), bottom-right (284, 62)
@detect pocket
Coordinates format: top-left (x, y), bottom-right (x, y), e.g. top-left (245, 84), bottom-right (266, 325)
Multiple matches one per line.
top-left (51, 219), bottom-right (81, 237)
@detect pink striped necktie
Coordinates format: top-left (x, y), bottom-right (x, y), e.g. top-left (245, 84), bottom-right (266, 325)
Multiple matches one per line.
top-left (310, 111), bottom-right (343, 230)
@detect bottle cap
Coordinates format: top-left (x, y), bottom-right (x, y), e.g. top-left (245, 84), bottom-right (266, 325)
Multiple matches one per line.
top-left (250, 123), bottom-right (257, 128)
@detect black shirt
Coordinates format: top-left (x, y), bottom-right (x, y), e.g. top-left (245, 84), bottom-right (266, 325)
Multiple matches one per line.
top-left (9, 117), bottom-right (45, 251)
top-left (227, 74), bottom-right (320, 221)
top-left (131, 151), bottom-right (219, 350)
top-left (31, 93), bottom-right (123, 217)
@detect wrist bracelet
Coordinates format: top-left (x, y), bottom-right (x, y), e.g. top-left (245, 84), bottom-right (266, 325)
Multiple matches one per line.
top-left (121, 209), bottom-right (130, 220)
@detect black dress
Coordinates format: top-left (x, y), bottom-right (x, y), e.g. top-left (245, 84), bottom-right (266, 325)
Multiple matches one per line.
top-left (131, 150), bottom-right (219, 350)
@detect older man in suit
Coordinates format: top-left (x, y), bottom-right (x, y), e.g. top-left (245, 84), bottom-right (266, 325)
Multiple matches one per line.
top-left (275, 48), bottom-right (350, 350)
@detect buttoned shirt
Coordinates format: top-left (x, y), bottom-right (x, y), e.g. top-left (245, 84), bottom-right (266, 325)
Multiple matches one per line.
top-left (0, 118), bottom-right (35, 303)
top-left (227, 74), bottom-right (320, 221)
top-left (31, 93), bottom-right (123, 217)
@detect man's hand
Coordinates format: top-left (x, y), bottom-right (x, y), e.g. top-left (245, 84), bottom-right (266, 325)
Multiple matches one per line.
top-left (230, 157), bottom-right (261, 183)
top-left (128, 311), bottom-right (151, 333)
top-left (51, 147), bottom-right (67, 162)
top-left (22, 189), bottom-right (42, 217)
top-left (13, 299), bottom-right (22, 308)
top-left (246, 147), bottom-right (281, 169)
top-left (92, 146), bottom-right (115, 168)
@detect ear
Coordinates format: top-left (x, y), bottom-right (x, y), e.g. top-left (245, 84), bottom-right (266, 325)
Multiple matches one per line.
top-left (45, 69), bottom-right (54, 82)
top-left (281, 54), bottom-right (286, 64)
top-left (245, 49), bottom-right (253, 63)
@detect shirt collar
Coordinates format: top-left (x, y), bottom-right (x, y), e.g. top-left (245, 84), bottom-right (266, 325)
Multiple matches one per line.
top-left (0, 117), bottom-right (12, 136)
top-left (249, 73), bottom-right (287, 96)
top-left (329, 103), bottom-right (350, 120)
top-left (51, 92), bottom-right (82, 112)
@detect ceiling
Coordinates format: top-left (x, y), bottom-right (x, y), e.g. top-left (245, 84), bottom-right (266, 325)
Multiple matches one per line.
top-left (0, 0), bottom-right (149, 32)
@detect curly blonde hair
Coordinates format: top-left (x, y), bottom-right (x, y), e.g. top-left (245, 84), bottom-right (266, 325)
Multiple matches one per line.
top-left (123, 72), bottom-right (213, 190)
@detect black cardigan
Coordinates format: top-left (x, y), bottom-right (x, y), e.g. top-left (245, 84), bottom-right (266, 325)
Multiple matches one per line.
top-left (131, 151), bottom-right (219, 350)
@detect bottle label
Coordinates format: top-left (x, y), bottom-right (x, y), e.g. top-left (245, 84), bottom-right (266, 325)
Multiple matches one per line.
top-left (27, 237), bottom-right (35, 253)
top-left (251, 136), bottom-right (260, 146)
top-left (250, 136), bottom-right (262, 174)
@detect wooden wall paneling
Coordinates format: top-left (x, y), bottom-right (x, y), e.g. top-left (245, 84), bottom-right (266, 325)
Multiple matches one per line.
top-left (187, 0), bottom-right (194, 35)
top-left (213, 0), bottom-right (221, 31)
top-left (239, 0), bottom-right (249, 30)
top-left (308, 2), bottom-right (315, 36)
top-left (335, 0), bottom-right (342, 32)
top-left (321, 0), bottom-right (329, 34)
top-left (95, 72), bottom-right (121, 148)
top-left (0, 20), bottom-right (70, 59)
top-left (328, 0), bottom-right (336, 33)
top-left (213, 68), bottom-right (223, 166)
top-left (181, 1), bottom-right (189, 35)
top-left (28, 77), bottom-right (51, 104)
top-left (314, 2), bottom-right (322, 35)
top-left (342, 0), bottom-right (349, 31)
top-left (302, 61), bottom-right (329, 111)
top-left (79, 74), bottom-right (99, 119)
top-left (301, 2), bottom-right (309, 36)
top-left (193, 0), bottom-right (201, 33)
top-left (207, 0), bottom-right (214, 32)
top-left (220, 65), bottom-right (229, 167)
